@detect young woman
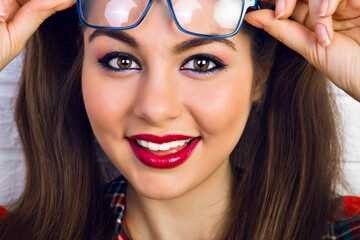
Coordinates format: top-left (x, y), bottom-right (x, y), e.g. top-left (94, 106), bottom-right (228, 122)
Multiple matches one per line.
top-left (0, 0), bottom-right (359, 239)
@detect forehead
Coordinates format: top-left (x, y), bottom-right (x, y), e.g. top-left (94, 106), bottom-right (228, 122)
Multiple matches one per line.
top-left (84, 28), bottom-right (240, 54)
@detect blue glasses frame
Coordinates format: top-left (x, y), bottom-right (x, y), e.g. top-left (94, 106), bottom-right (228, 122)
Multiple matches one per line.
top-left (77, 0), bottom-right (258, 38)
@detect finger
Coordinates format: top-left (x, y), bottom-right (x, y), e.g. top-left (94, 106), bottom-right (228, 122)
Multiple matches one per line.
top-left (338, 28), bottom-right (360, 45)
top-left (0, 0), bottom-right (12, 22)
top-left (1, 0), bottom-right (27, 22)
top-left (309, 0), bottom-right (334, 46)
top-left (290, 1), bottom-right (309, 25)
top-left (275, 0), bottom-right (297, 20)
top-left (319, 0), bottom-right (341, 17)
top-left (6, 0), bottom-right (76, 54)
top-left (6, 0), bottom-right (21, 22)
top-left (245, 9), bottom-right (317, 54)
top-left (289, 1), bottom-right (317, 32)
top-left (333, 1), bottom-right (360, 19)
top-left (333, 17), bottom-right (360, 31)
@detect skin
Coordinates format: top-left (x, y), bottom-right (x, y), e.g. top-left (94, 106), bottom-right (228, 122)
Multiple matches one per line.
top-left (0, 0), bottom-right (359, 239)
top-left (82, 2), bottom-right (258, 238)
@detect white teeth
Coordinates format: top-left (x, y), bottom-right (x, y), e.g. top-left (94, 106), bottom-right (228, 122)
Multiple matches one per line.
top-left (136, 139), bottom-right (192, 151)
top-left (148, 142), bottom-right (159, 151)
top-left (158, 142), bottom-right (171, 151)
top-left (139, 140), bottom-right (148, 148)
top-left (170, 141), bottom-right (178, 148)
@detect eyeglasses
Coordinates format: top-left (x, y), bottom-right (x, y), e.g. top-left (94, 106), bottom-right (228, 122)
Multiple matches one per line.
top-left (77, 0), bottom-right (258, 38)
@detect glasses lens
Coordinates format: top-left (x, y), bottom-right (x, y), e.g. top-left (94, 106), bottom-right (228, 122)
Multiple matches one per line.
top-left (171, 0), bottom-right (244, 36)
top-left (80, 0), bottom-right (149, 28)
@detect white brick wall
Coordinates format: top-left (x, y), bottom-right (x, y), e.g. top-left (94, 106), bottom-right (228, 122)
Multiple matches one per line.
top-left (334, 87), bottom-right (360, 195)
top-left (0, 55), bottom-right (359, 206)
top-left (0, 54), bottom-right (25, 207)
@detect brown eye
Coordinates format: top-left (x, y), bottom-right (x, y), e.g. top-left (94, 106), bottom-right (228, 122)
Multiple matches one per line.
top-left (117, 57), bottom-right (133, 69)
top-left (108, 55), bottom-right (140, 70)
top-left (181, 55), bottom-right (217, 73)
top-left (193, 58), bottom-right (210, 71)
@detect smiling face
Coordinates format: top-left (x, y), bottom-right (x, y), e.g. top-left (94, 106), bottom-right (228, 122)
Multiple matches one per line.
top-left (81, 1), bottom-right (258, 199)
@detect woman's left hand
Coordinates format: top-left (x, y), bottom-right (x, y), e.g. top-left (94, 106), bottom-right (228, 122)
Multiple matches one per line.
top-left (245, 0), bottom-right (360, 102)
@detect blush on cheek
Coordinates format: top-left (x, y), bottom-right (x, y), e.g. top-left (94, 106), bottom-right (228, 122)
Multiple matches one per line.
top-left (81, 60), bottom-right (138, 143)
top-left (190, 85), bottom-right (252, 135)
top-left (82, 63), bottom-right (114, 134)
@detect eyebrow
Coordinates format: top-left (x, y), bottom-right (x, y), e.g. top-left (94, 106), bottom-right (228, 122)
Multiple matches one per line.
top-left (88, 29), bottom-right (138, 48)
top-left (173, 37), bottom-right (236, 54)
top-left (88, 29), bottom-right (236, 53)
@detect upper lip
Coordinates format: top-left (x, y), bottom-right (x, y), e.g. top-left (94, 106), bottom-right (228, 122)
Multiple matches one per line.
top-left (128, 134), bottom-right (197, 144)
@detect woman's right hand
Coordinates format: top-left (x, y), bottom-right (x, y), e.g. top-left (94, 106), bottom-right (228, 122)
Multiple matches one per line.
top-left (0, 0), bottom-right (76, 71)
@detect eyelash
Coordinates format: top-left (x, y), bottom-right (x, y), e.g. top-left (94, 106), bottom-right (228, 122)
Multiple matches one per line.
top-left (97, 52), bottom-right (227, 75)
top-left (180, 54), bottom-right (227, 75)
top-left (98, 52), bottom-right (141, 73)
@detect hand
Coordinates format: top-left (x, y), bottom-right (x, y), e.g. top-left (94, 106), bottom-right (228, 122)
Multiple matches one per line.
top-left (245, 0), bottom-right (360, 102)
top-left (0, 0), bottom-right (76, 71)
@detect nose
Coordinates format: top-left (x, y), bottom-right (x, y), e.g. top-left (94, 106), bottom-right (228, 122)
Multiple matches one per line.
top-left (132, 69), bottom-right (183, 125)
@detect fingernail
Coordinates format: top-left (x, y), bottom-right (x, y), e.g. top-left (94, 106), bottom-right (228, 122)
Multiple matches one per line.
top-left (0, 0), bottom-right (9, 19)
top-left (315, 24), bottom-right (330, 47)
top-left (276, 11), bottom-right (284, 20)
top-left (245, 16), bottom-right (264, 29)
top-left (0, 13), bottom-right (6, 23)
top-left (275, 0), bottom-right (285, 19)
top-left (319, 0), bottom-right (328, 17)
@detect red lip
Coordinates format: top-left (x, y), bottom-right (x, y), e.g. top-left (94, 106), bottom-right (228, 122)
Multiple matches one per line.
top-left (127, 134), bottom-right (201, 169)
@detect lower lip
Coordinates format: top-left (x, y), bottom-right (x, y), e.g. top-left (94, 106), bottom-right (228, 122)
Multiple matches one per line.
top-left (127, 138), bottom-right (201, 169)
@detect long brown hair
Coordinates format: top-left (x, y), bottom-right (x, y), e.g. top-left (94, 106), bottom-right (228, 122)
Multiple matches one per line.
top-left (223, 24), bottom-right (344, 239)
top-left (0, 4), bottom-right (344, 240)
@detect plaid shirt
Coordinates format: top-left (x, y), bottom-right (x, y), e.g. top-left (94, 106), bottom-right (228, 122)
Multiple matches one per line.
top-left (323, 196), bottom-right (360, 239)
top-left (106, 175), bottom-right (131, 240)
top-left (106, 175), bottom-right (360, 240)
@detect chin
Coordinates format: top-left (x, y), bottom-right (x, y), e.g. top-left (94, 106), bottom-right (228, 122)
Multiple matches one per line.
top-left (128, 170), bottom-right (197, 200)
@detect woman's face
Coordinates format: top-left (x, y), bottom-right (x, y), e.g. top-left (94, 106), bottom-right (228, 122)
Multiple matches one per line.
top-left (82, 1), bottom-right (259, 199)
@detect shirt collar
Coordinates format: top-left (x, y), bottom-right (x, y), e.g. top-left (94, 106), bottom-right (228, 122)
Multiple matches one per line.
top-left (106, 175), bottom-right (128, 238)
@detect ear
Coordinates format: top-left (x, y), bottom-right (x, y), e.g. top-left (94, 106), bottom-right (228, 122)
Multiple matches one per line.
top-left (251, 64), bottom-right (271, 102)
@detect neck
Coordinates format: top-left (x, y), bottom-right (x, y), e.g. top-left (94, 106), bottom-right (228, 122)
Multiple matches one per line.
top-left (125, 160), bottom-right (233, 240)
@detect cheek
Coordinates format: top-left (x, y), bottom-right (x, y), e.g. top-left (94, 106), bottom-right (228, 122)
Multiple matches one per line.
top-left (81, 57), bottom-right (134, 142)
top-left (184, 34), bottom-right (254, 140)
top-left (183, 69), bottom-right (254, 140)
